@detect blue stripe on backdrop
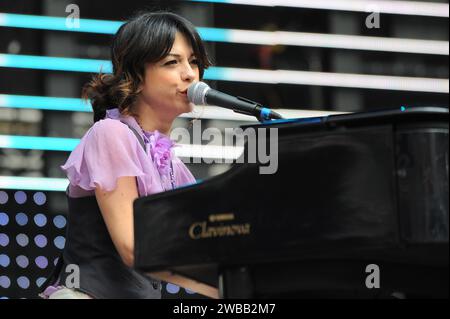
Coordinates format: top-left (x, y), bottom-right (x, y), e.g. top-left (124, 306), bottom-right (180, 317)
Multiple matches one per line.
top-left (0, 54), bottom-right (112, 73)
top-left (0, 54), bottom-right (227, 80)
top-left (0, 176), bottom-right (69, 191)
top-left (0, 13), bottom-right (123, 34)
top-left (0, 176), bottom-right (205, 192)
top-left (0, 94), bottom-right (91, 112)
top-left (0, 135), bottom-right (79, 151)
top-left (0, 13), bottom-right (231, 42)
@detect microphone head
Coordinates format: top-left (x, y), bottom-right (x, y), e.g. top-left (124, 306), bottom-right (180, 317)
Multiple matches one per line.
top-left (187, 81), bottom-right (210, 105)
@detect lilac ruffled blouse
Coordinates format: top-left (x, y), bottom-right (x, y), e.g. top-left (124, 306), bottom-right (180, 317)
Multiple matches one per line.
top-left (61, 108), bottom-right (196, 198)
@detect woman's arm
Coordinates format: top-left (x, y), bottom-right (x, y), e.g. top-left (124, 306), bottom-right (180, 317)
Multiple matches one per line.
top-left (95, 176), bottom-right (139, 267)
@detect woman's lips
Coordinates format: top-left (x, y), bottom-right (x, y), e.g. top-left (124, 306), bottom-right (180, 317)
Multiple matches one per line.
top-left (179, 91), bottom-right (188, 99)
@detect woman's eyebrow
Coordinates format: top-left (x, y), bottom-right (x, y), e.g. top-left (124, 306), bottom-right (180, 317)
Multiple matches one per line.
top-left (166, 53), bottom-right (195, 58)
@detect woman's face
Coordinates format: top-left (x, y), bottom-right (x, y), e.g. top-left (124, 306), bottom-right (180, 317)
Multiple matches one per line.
top-left (139, 32), bottom-right (200, 119)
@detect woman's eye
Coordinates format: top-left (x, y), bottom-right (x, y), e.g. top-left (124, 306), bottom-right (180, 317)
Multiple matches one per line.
top-left (190, 59), bottom-right (199, 65)
top-left (165, 60), bottom-right (178, 65)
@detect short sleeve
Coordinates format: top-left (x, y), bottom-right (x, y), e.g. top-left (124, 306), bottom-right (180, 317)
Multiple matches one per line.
top-left (61, 119), bottom-right (146, 192)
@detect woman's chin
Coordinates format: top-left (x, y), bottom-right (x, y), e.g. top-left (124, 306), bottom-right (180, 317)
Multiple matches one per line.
top-left (180, 102), bottom-right (194, 114)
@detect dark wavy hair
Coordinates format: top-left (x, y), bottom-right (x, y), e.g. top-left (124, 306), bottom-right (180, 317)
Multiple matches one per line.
top-left (83, 11), bottom-right (212, 122)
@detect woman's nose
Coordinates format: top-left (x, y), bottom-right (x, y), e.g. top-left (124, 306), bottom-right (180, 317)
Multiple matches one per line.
top-left (182, 63), bottom-right (196, 82)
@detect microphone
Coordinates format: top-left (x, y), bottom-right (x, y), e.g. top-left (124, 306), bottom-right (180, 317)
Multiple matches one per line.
top-left (187, 81), bottom-right (283, 122)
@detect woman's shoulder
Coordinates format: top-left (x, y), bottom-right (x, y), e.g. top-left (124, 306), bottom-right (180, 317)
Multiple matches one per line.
top-left (61, 117), bottom-right (149, 194)
top-left (71, 118), bottom-right (142, 156)
top-left (91, 118), bottom-right (130, 134)
top-left (84, 118), bottom-right (134, 143)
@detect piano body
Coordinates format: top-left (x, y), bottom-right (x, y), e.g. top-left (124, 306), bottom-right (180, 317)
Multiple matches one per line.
top-left (133, 107), bottom-right (449, 298)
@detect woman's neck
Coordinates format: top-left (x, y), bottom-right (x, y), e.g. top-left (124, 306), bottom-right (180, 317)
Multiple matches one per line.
top-left (133, 103), bottom-right (173, 136)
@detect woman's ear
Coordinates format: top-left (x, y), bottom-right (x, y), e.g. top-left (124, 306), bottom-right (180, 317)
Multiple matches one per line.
top-left (137, 69), bottom-right (147, 93)
top-left (136, 76), bottom-right (144, 93)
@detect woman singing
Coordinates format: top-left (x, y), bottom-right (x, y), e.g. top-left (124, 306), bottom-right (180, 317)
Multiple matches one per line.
top-left (41, 10), bottom-right (211, 299)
